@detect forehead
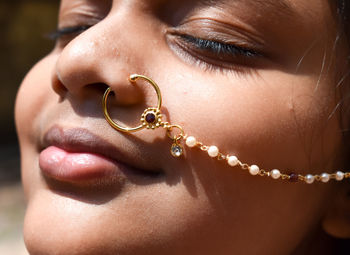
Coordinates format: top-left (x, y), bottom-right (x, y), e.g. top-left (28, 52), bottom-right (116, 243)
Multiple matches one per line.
top-left (202, 0), bottom-right (333, 24)
top-left (59, 0), bottom-right (332, 18)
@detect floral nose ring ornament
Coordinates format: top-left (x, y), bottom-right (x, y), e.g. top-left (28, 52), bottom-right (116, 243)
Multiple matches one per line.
top-left (102, 74), bottom-right (350, 184)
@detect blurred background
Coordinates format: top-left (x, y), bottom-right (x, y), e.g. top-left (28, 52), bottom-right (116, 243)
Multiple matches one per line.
top-left (0, 0), bottom-right (59, 254)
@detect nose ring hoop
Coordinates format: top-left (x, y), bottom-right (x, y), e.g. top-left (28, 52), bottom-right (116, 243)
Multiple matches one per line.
top-left (102, 74), bottom-right (163, 133)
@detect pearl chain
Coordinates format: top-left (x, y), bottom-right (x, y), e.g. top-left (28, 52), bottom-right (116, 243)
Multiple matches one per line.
top-left (184, 135), bottom-right (350, 184)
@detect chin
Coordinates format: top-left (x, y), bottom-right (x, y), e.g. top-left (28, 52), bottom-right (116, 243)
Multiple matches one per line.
top-left (22, 189), bottom-right (166, 255)
top-left (23, 191), bottom-right (117, 255)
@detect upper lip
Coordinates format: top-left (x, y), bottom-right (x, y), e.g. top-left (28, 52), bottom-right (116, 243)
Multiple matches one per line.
top-left (41, 125), bottom-right (161, 175)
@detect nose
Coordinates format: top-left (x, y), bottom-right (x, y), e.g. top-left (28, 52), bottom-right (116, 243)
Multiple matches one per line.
top-left (52, 17), bottom-right (146, 106)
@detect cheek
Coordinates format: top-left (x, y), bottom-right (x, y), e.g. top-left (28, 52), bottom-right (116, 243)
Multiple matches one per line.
top-left (168, 69), bottom-right (341, 172)
top-left (15, 53), bottom-right (57, 197)
top-left (15, 54), bottom-right (57, 137)
top-left (156, 67), bottom-right (339, 252)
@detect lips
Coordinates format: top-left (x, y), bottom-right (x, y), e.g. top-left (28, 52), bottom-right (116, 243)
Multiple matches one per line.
top-left (39, 125), bottom-right (162, 186)
top-left (39, 146), bottom-right (122, 182)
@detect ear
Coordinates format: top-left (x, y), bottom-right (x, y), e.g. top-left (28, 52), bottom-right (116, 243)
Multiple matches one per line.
top-left (322, 184), bottom-right (350, 239)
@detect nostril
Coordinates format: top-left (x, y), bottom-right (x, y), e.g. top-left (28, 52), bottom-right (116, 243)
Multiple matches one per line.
top-left (89, 83), bottom-right (110, 95)
top-left (81, 83), bottom-right (111, 99)
top-left (83, 83), bottom-right (144, 107)
top-left (105, 85), bottom-right (145, 107)
top-left (52, 74), bottom-right (68, 97)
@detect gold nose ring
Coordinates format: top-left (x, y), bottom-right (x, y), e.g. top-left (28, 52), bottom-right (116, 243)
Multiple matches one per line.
top-left (102, 74), bottom-right (163, 133)
top-left (102, 74), bottom-right (185, 157)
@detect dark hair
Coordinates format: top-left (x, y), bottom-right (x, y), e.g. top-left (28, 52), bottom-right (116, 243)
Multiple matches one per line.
top-left (333, 3), bottom-right (350, 255)
top-left (338, 0), bottom-right (350, 43)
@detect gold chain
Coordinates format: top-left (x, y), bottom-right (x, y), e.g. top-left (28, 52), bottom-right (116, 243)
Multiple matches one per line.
top-left (166, 131), bottom-right (350, 184)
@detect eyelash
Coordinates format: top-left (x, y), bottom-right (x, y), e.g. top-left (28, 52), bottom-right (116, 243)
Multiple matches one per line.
top-left (179, 34), bottom-right (260, 58)
top-left (171, 33), bottom-right (263, 73)
top-left (48, 25), bottom-right (92, 41)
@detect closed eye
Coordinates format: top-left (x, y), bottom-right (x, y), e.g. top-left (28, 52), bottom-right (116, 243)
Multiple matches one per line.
top-left (168, 32), bottom-right (264, 72)
top-left (179, 34), bottom-right (261, 58)
top-left (48, 25), bottom-right (92, 41)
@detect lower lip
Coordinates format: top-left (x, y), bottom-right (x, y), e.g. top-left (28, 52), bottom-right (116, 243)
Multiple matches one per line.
top-left (39, 146), bottom-right (122, 183)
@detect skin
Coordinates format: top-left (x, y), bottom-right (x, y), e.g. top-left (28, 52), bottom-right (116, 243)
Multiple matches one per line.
top-left (15, 0), bottom-right (350, 254)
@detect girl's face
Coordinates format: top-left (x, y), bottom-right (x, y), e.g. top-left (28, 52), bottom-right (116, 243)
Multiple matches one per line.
top-left (16, 0), bottom-right (349, 254)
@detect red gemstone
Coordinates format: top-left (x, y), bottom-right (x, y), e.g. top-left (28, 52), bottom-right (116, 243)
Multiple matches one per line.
top-left (289, 173), bottom-right (299, 182)
top-left (145, 113), bottom-right (156, 123)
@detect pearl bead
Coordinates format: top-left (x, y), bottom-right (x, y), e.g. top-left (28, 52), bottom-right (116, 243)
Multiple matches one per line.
top-left (320, 173), bottom-right (330, 183)
top-left (249, 165), bottom-right (259, 175)
top-left (270, 169), bottom-right (281, 179)
top-left (185, 136), bottom-right (197, 147)
top-left (208, 146), bottom-right (219, 157)
top-left (335, 171), bottom-right (344, 181)
top-left (305, 174), bottom-right (315, 184)
top-left (227, 156), bottom-right (238, 167)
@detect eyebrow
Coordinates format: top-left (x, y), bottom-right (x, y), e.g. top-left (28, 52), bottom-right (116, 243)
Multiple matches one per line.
top-left (247, 0), bottom-right (295, 16)
top-left (202, 0), bottom-right (296, 17)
